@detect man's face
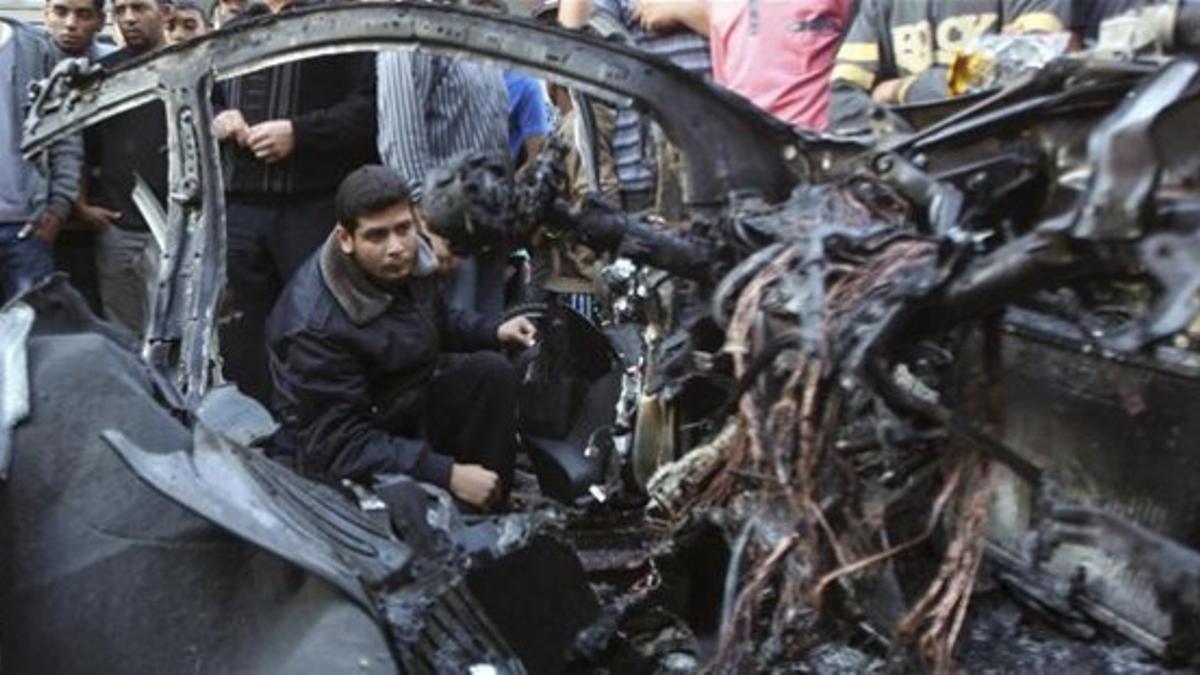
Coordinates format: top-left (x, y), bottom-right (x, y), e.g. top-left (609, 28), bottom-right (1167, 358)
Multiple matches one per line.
top-left (165, 7), bottom-right (206, 44)
top-left (43, 0), bottom-right (104, 56)
top-left (113, 0), bottom-right (165, 52)
top-left (336, 201), bottom-right (420, 284)
top-left (216, 0), bottom-right (244, 22)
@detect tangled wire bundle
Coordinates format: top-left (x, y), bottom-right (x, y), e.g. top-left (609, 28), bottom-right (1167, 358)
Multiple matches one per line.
top-left (695, 188), bottom-right (998, 674)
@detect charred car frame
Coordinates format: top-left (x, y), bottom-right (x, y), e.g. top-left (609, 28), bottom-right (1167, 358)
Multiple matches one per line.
top-left (7, 2), bottom-right (1200, 673)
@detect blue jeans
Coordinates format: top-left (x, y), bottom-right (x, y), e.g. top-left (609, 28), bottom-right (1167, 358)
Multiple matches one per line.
top-left (0, 222), bottom-right (54, 305)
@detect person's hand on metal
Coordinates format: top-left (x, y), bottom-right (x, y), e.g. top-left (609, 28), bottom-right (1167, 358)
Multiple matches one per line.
top-left (73, 202), bottom-right (121, 232)
top-left (632, 0), bottom-right (707, 34)
top-left (245, 119), bottom-right (295, 164)
top-left (497, 315), bottom-right (538, 348)
top-left (632, 0), bottom-right (678, 31)
top-left (449, 463), bottom-right (500, 509)
top-left (212, 109), bottom-right (250, 145)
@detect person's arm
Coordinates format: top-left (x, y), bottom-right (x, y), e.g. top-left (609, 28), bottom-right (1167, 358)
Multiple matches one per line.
top-left (891, 67), bottom-right (951, 104)
top-left (43, 133), bottom-right (82, 222)
top-left (436, 286), bottom-right (502, 352)
top-left (828, 0), bottom-right (885, 130)
top-left (1002, 0), bottom-right (1070, 33)
top-left (30, 131), bottom-right (83, 243)
top-left (558, 0), bottom-right (594, 28)
top-left (279, 330), bottom-right (454, 487)
top-left (632, 0), bottom-right (709, 35)
top-left (288, 53), bottom-right (378, 161)
top-left (522, 136), bottom-right (546, 166)
top-left (377, 51), bottom-right (434, 197)
top-left (72, 173), bottom-right (121, 232)
top-left (593, 103), bottom-right (621, 201)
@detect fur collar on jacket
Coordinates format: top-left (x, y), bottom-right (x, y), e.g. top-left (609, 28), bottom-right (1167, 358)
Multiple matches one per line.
top-left (318, 232), bottom-right (439, 326)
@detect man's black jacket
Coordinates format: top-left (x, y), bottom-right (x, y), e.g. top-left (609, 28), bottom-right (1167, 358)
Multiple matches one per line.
top-left (86, 47), bottom-right (168, 233)
top-left (267, 235), bottom-right (499, 486)
top-left (219, 0), bottom-right (378, 197)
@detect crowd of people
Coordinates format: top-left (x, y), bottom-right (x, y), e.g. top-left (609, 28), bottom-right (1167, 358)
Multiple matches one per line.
top-left (2, 0), bottom-right (1151, 509)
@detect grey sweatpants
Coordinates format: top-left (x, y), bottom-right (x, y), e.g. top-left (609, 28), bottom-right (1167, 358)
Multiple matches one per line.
top-left (96, 226), bottom-right (156, 336)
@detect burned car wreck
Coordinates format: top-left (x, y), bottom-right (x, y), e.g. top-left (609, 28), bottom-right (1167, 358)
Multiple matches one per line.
top-left (7, 1), bottom-right (1200, 673)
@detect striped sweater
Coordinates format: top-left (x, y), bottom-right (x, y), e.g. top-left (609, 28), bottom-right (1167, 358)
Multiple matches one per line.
top-left (829, 0), bottom-right (1070, 130)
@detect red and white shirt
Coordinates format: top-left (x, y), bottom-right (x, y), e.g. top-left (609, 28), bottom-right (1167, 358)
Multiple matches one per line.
top-left (708, 0), bottom-right (853, 130)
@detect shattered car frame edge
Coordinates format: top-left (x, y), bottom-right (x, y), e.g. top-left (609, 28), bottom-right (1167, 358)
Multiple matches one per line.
top-left (20, 2), bottom-right (802, 407)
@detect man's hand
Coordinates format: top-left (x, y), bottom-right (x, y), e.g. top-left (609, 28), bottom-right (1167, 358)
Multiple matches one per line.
top-left (74, 202), bottom-right (122, 231)
top-left (212, 109), bottom-right (250, 145)
top-left (449, 463), bottom-right (500, 509)
top-left (21, 212), bottom-right (62, 244)
top-left (633, 0), bottom-right (679, 31)
top-left (497, 315), bottom-right (538, 348)
top-left (632, 0), bottom-right (708, 34)
top-left (245, 119), bottom-right (295, 164)
top-left (871, 78), bottom-right (908, 105)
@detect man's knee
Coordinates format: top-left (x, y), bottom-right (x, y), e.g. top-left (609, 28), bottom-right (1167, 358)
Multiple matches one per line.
top-left (463, 351), bottom-right (518, 399)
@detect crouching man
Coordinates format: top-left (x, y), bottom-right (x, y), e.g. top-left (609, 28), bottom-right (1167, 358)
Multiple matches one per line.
top-left (267, 165), bottom-right (538, 510)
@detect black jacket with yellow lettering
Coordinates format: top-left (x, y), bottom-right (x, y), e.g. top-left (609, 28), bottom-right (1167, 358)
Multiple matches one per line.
top-left (829, 0), bottom-right (1070, 130)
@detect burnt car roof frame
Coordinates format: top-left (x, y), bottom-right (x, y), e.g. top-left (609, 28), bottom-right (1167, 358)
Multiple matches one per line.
top-left (21, 1), bottom-right (802, 407)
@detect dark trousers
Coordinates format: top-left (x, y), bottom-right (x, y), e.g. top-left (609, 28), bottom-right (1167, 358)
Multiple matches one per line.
top-left (53, 230), bottom-right (103, 313)
top-left (424, 351), bottom-right (519, 489)
top-left (0, 222), bottom-right (54, 305)
top-left (222, 195), bottom-right (334, 404)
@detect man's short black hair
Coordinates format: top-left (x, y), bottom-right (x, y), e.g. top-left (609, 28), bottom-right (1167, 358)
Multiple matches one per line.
top-left (46, 0), bottom-right (108, 14)
top-left (335, 165), bottom-right (413, 233)
top-left (172, 0), bottom-right (210, 22)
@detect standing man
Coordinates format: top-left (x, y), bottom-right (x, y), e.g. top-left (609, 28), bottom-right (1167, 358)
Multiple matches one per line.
top-left (268, 166), bottom-right (537, 509)
top-left (0, 17), bottom-right (83, 304)
top-left (376, 51), bottom-right (510, 321)
top-left (42, 0), bottom-right (112, 313)
top-left (558, 0), bottom-right (711, 213)
top-left (630, 0), bottom-right (852, 130)
top-left (830, 0), bottom-right (1072, 131)
top-left (376, 54), bottom-right (507, 199)
top-left (214, 0), bottom-right (377, 405)
top-left (73, 0), bottom-right (169, 335)
top-left (504, 69), bottom-right (553, 169)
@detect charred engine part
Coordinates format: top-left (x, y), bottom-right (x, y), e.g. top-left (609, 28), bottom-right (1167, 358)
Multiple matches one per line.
top-left (421, 140), bottom-right (570, 254)
top-left (1095, 0), bottom-right (1200, 58)
top-left (422, 144), bottom-right (717, 284)
top-left (1035, 503), bottom-right (1200, 660)
top-left (421, 152), bottom-right (522, 254)
top-left (868, 58), bottom-right (1200, 354)
top-left (614, 49), bottom-right (1200, 674)
top-left (800, 55), bottom-right (1200, 669)
top-left (560, 198), bottom-right (714, 283)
